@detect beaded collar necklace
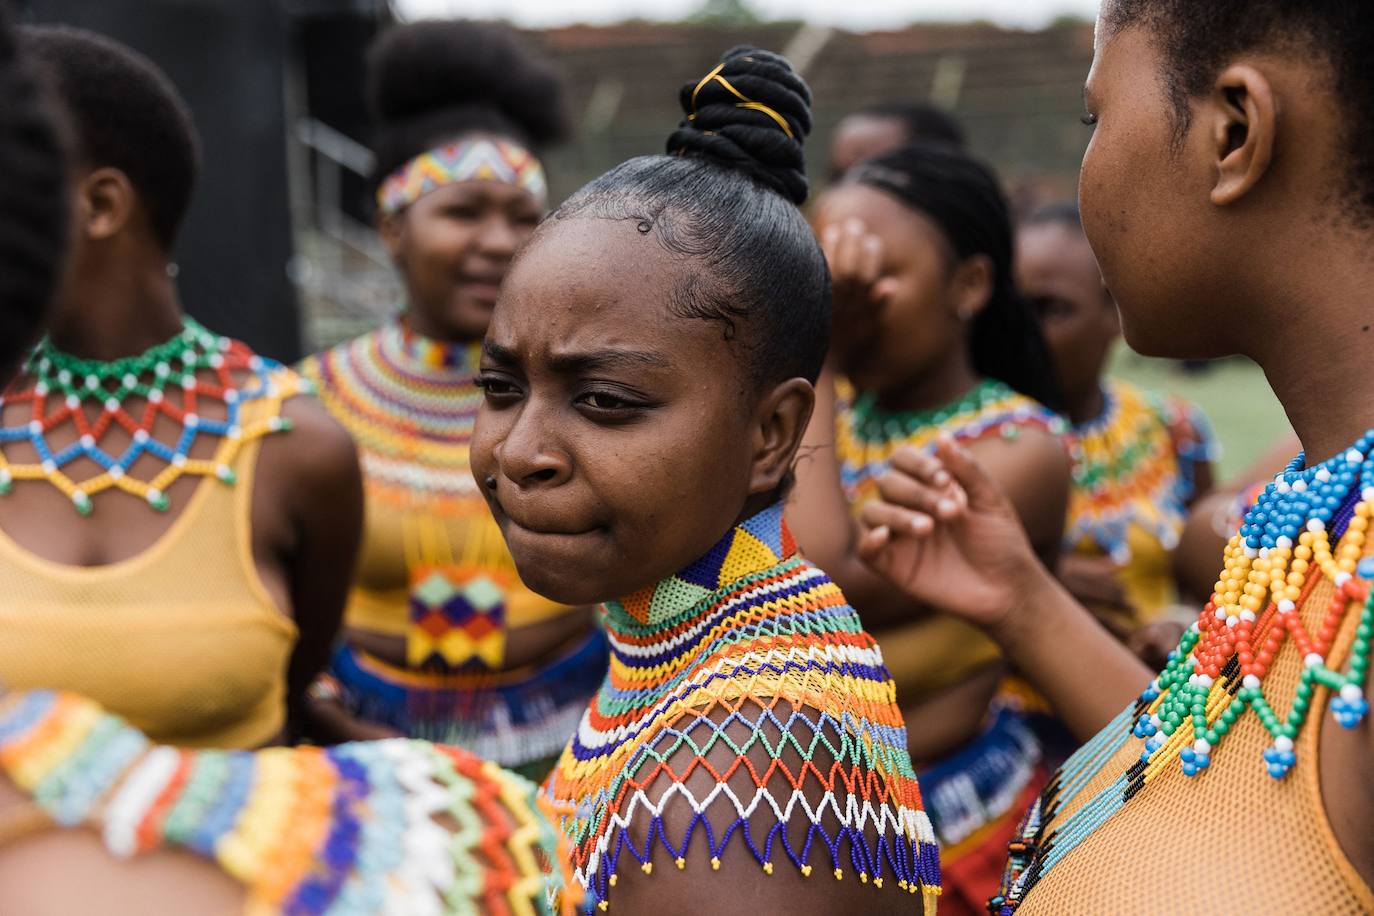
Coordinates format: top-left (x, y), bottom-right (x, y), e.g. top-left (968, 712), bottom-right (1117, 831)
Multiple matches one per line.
top-left (545, 504), bottom-right (941, 910)
top-left (1065, 380), bottom-right (1200, 563)
top-left (836, 377), bottom-right (1066, 501)
top-left (0, 319), bottom-right (298, 515)
top-left (0, 689), bottom-right (576, 914)
top-left (994, 432), bottom-right (1374, 913)
top-left (302, 319), bottom-right (483, 511)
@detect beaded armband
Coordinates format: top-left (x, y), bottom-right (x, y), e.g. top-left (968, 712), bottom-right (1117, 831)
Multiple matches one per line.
top-left (0, 690), bottom-right (577, 915)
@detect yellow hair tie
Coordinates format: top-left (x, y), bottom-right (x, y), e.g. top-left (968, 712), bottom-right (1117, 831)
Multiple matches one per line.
top-left (689, 62), bottom-right (795, 140)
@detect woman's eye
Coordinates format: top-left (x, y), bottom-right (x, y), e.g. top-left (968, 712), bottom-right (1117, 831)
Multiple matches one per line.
top-left (579, 391), bottom-right (633, 411)
top-left (476, 375), bottom-right (521, 401)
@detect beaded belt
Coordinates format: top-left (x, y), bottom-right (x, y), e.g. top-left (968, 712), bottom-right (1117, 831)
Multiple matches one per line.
top-left (916, 705), bottom-right (1045, 851)
top-left (331, 628), bottom-right (607, 775)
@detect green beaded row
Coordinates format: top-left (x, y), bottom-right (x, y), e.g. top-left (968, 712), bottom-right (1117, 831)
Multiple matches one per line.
top-left (849, 378), bottom-right (1008, 442)
top-left (25, 318), bottom-right (228, 405)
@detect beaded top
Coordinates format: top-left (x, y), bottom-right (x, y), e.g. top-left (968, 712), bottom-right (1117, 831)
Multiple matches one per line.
top-left (0, 319), bottom-right (301, 515)
top-left (995, 433), bottom-right (1374, 913)
top-left (300, 319), bottom-right (483, 514)
top-left (836, 378), bottom-right (1066, 505)
top-left (542, 504), bottom-right (941, 913)
top-left (0, 689), bottom-right (577, 915)
top-left (1065, 379), bottom-right (1217, 564)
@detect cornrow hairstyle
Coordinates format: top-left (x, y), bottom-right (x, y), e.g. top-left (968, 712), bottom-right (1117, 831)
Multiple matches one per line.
top-left (546, 45), bottom-right (830, 389)
top-left (848, 143), bottom-right (1064, 412)
top-left (1105, 0), bottom-right (1374, 217)
top-left (857, 101), bottom-right (965, 150)
top-left (366, 20), bottom-right (570, 193)
top-left (21, 25), bottom-right (199, 250)
top-left (0, 12), bottom-right (67, 379)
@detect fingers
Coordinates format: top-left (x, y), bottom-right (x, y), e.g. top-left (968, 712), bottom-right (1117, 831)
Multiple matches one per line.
top-left (887, 445), bottom-right (952, 489)
top-left (875, 465), bottom-right (964, 520)
top-left (932, 435), bottom-right (1004, 509)
top-left (859, 499), bottom-right (935, 538)
top-left (822, 219), bottom-right (884, 291)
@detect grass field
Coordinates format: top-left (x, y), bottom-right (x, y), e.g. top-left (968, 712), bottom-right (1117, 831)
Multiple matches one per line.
top-left (1106, 344), bottom-right (1293, 482)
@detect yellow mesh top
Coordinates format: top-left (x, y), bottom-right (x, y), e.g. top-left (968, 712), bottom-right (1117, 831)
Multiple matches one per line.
top-left (0, 396), bottom-right (297, 750)
top-left (1074, 522), bottom-right (1177, 634)
top-left (1016, 567), bottom-right (1374, 914)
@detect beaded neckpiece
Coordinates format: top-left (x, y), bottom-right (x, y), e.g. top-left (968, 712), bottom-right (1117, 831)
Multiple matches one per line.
top-left (836, 377), bottom-right (1066, 503)
top-left (0, 319), bottom-right (300, 515)
top-left (1065, 380), bottom-right (1217, 563)
top-left (542, 504), bottom-right (941, 913)
top-left (0, 689), bottom-right (576, 915)
top-left (995, 433), bottom-right (1374, 913)
top-left (301, 319), bottom-right (482, 512)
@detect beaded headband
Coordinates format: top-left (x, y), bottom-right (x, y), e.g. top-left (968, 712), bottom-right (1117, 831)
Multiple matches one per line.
top-left (376, 137), bottom-right (548, 215)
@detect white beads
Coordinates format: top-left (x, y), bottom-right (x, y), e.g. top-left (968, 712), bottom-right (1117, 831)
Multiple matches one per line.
top-left (1292, 478), bottom-right (1309, 493)
top-left (104, 398), bottom-right (119, 413)
top-left (1336, 572), bottom-right (1353, 587)
top-left (1306, 518), bottom-right (1325, 533)
top-left (1341, 684), bottom-right (1364, 703)
top-left (1347, 449), bottom-right (1365, 464)
top-left (1278, 599), bottom-right (1297, 614)
top-left (1276, 535), bottom-right (1293, 550)
top-left (1315, 467), bottom-right (1332, 483)
top-left (1274, 736), bottom-right (1294, 753)
top-left (27, 420), bottom-right (41, 435)
top-left (40, 459), bottom-right (55, 474)
top-left (65, 394), bottom-right (80, 409)
top-left (184, 413), bottom-right (199, 428)
top-left (1304, 653), bottom-right (1325, 668)
top-left (133, 429), bottom-right (150, 444)
top-left (1239, 610), bottom-right (1256, 623)
top-left (1243, 675), bottom-right (1262, 690)
top-left (79, 435), bottom-right (95, 449)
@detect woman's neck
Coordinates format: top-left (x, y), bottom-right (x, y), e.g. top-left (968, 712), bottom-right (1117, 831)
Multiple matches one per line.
top-left (871, 346), bottom-right (980, 413)
top-left (46, 256), bottom-right (183, 362)
top-left (1249, 236), bottom-right (1374, 465)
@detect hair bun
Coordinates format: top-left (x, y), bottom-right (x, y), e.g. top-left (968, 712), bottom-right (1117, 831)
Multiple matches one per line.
top-left (667, 45), bottom-right (812, 205)
top-left (367, 20), bottom-right (568, 149)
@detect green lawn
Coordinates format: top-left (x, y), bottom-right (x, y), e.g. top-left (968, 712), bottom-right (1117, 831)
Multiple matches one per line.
top-left (1106, 344), bottom-right (1293, 482)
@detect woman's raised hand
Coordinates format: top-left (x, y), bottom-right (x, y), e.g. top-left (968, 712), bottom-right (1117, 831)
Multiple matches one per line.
top-left (856, 436), bottom-right (1047, 631)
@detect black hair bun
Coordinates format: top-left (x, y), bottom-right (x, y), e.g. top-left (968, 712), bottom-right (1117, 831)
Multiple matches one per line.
top-left (667, 45), bottom-right (812, 205)
top-left (367, 20), bottom-right (568, 150)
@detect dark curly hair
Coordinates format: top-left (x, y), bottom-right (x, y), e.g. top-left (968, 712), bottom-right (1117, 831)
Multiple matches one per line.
top-left (0, 13), bottom-right (67, 378)
top-left (366, 20), bottom-right (570, 192)
top-left (22, 25), bottom-right (199, 250)
top-left (546, 46), bottom-right (830, 388)
top-left (1105, 0), bottom-right (1374, 217)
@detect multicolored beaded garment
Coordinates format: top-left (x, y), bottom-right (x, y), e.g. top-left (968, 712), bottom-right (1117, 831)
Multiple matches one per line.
top-left (836, 378), bottom-right (1067, 505)
top-left (302, 320), bottom-right (596, 774)
top-left (542, 504), bottom-right (941, 913)
top-left (994, 434), bottom-right (1374, 913)
top-left (1065, 379), bottom-right (1217, 564)
top-left (301, 319), bottom-right (482, 515)
top-left (0, 318), bottom-right (301, 515)
top-left (0, 689), bottom-right (578, 915)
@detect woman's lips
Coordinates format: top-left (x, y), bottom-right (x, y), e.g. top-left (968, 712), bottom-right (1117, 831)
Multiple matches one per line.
top-left (462, 280), bottom-right (503, 303)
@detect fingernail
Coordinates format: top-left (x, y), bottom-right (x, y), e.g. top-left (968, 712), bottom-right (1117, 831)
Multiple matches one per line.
top-left (911, 515), bottom-right (931, 534)
top-left (934, 470), bottom-right (950, 487)
top-left (937, 498), bottom-right (958, 517)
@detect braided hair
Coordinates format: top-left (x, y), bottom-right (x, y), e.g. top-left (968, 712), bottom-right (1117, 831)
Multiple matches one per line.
top-left (0, 11), bottom-right (67, 379)
top-left (366, 20), bottom-right (569, 193)
top-left (848, 144), bottom-right (1064, 412)
top-left (548, 46), bottom-right (830, 387)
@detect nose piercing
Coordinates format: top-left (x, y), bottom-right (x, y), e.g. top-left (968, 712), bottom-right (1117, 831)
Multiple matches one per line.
top-left (483, 474), bottom-right (498, 491)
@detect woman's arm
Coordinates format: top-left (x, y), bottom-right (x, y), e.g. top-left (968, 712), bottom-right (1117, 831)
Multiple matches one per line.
top-left (857, 439), bottom-right (1151, 740)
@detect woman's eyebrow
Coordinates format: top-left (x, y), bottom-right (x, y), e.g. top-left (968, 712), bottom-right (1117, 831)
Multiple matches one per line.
top-left (548, 348), bottom-right (670, 373)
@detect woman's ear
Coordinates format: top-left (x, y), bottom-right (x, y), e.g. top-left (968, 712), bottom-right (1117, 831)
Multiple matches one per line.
top-left (77, 167), bottom-right (134, 242)
top-left (1207, 64), bottom-right (1277, 206)
top-left (378, 210), bottom-right (406, 261)
top-left (951, 253), bottom-right (994, 322)
top-left (748, 378), bottom-right (815, 497)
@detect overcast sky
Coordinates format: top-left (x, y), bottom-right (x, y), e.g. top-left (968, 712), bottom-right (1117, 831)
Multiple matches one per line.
top-left (395, 0), bottom-right (1103, 30)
